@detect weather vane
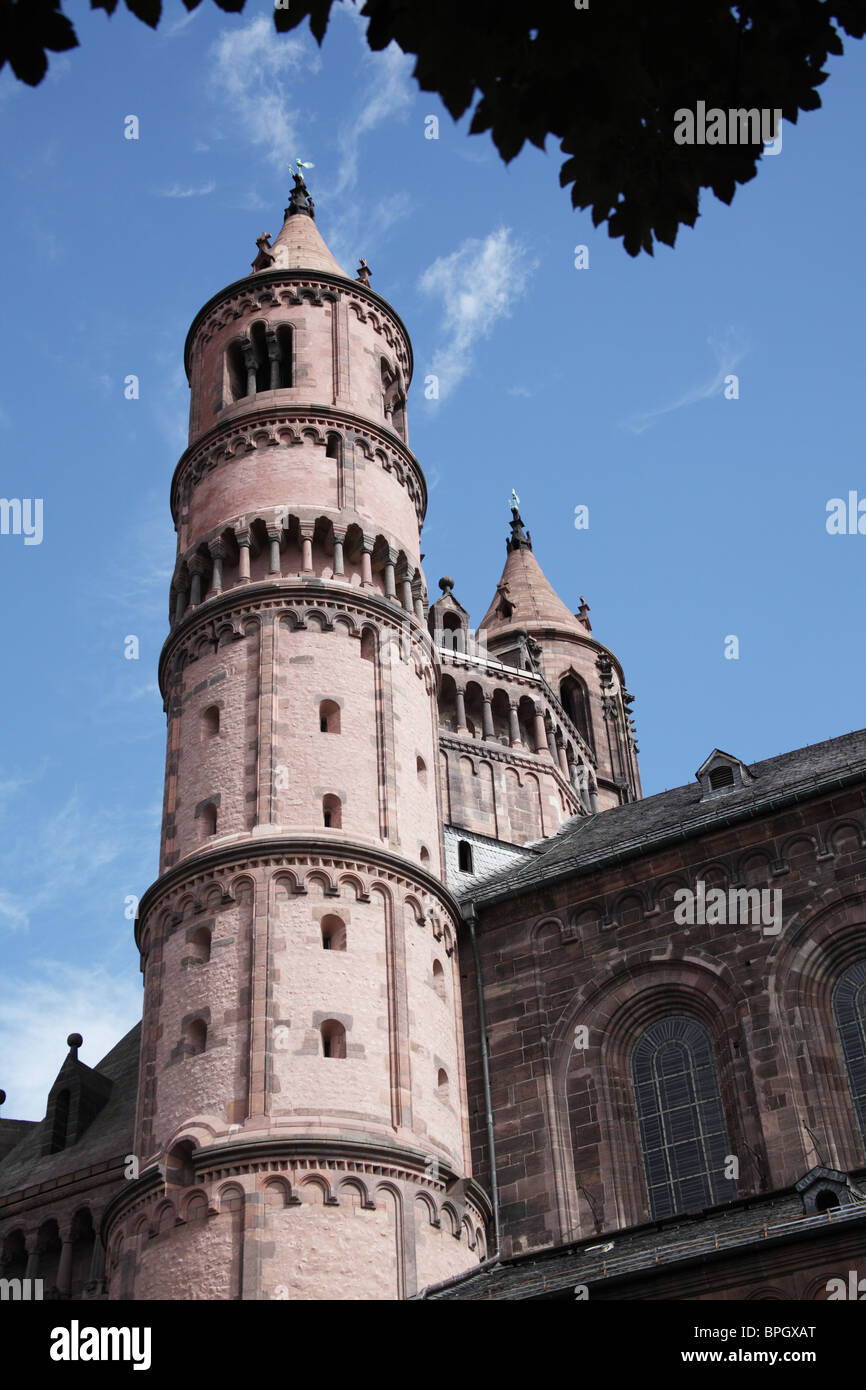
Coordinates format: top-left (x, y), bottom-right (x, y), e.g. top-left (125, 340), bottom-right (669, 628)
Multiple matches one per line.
top-left (510, 489), bottom-right (520, 511)
top-left (291, 158), bottom-right (315, 178)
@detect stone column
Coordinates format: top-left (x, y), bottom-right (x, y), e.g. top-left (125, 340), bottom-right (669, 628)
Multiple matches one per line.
top-left (399, 567), bottom-right (414, 613)
top-left (332, 529), bottom-right (345, 576)
top-left (173, 577), bottom-right (188, 625)
top-left (360, 536), bottom-right (374, 587)
top-left (383, 548), bottom-right (397, 600)
top-left (300, 526), bottom-right (314, 573)
top-left (188, 556), bottom-right (207, 608)
top-left (455, 688), bottom-right (468, 734)
top-left (267, 529), bottom-right (281, 576)
top-left (207, 540), bottom-right (225, 596)
top-left (24, 1243), bottom-right (38, 1281)
top-left (242, 341), bottom-right (257, 397)
top-left (57, 1235), bottom-right (73, 1299)
top-left (534, 705), bottom-right (550, 758)
top-left (482, 694), bottom-right (495, 741)
top-left (237, 533), bottom-right (251, 583)
top-left (508, 702), bottom-right (521, 747)
top-left (558, 741), bottom-right (570, 777)
top-left (413, 588), bottom-right (425, 624)
top-left (267, 331), bottom-right (281, 389)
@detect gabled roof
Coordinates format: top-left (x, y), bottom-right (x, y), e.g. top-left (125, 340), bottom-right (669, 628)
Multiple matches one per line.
top-left (0, 1024), bottom-right (141, 1196)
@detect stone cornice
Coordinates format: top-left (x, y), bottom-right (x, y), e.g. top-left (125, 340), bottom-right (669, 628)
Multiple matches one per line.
top-left (439, 731), bottom-right (584, 810)
top-left (157, 579), bottom-right (436, 698)
top-left (183, 269), bottom-right (414, 382)
top-left (134, 835), bottom-right (464, 948)
top-left (101, 1135), bottom-right (492, 1239)
top-left (170, 404), bottom-right (427, 527)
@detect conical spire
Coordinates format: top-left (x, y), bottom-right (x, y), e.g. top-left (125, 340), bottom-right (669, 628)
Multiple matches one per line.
top-left (251, 168), bottom-right (349, 279)
top-left (479, 500), bottom-right (585, 638)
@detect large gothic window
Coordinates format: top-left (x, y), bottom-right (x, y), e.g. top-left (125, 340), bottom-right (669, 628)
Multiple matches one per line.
top-left (833, 960), bottom-right (866, 1145)
top-left (631, 1017), bottom-right (737, 1219)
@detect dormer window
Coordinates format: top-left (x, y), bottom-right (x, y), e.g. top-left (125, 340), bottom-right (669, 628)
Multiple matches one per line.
top-left (696, 749), bottom-right (753, 798)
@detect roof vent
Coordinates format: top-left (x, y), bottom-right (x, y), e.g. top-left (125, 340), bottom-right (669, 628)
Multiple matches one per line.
top-left (696, 749), bottom-right (753, 799)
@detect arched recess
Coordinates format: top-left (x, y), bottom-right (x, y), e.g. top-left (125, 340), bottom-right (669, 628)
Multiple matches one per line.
top-left (559, 671), bottom-right (594, 751)
top-left (772, 887), bottom-right (866, 1172)
top-left (551, 959), bottom-right (760, 1241)
top-left (374, 1183), bottom-right (405, 1299)
top-left (371, 882), bottom-right (411, 1130)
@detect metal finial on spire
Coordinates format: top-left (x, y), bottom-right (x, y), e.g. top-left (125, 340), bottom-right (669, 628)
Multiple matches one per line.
top-left (506, 492), bottom-right (532, 552)
top-left (286, 160), bottom-right (316, 220)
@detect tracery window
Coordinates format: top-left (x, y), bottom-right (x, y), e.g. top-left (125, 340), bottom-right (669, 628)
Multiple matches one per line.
top-left (833, 960), bottom-right (866, 1145)
top-left (631, 1017), bottom-right (736, 1218)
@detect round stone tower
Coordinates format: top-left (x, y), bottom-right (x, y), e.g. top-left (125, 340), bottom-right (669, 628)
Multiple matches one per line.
top-left (104, 172), bottom-right (490, 1300)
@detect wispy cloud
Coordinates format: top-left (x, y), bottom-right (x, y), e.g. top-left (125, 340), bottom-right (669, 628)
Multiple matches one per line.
top-left (334, 42), bottom-right (415, 197)
top-left (156, 181), bottom-right (216, 199)
top-left (0, 793), bottom-right (130, 934)
top-left (164, 6), bottom-right (202, 39)
top-left (0, 961), bottom-right (141, 1120)
top-left (622, 329), bottom-right (748, 434)
top-left (206, 16), bottom-right (317, 171)
top-left (419, 228), bottom-right (537, 399)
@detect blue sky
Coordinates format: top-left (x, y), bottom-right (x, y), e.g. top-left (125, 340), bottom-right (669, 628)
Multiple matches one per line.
top-left (0, 1), bottom-right (864, 1117)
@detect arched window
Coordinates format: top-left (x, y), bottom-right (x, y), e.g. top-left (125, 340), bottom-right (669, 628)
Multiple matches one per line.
top-left (200, 803), bottom-right (218, 838)
top-left (433, 959), bottom-right (446, 1000)
top-left (560, 674), bottom-right (593, 750)
top-left (442, 612), bottom-right (464, 654)
top-left (420, 845), bottom-right (430, 865)
top-left (250, 321), bottom-right (269, 394)
top-left (833, 960), bottom-right (866, 1144)
top-left (326, 431), bottom-right (341, 461)
top-left (186, 1018), bottom-right (207, 1056)
top-left (381, 357), bottom-right (406, 436)
top-left (321, 1019), bottom-right (346, 1059)
top-left (416, 755), bottom-right (427, 785)
top-left (322, 794), bottom-right (342, 829)
top-left (276, 325), bottom-right (293, 388)
top-left (436, 1068), bottom-right (450, 1103)
top-left (631, 1017), bottom-right (736, 1219)
top-left (201, 705), bottom-right (220, 738)
top-left (319, 699), bottom-right (341, 734)
top-left (321, 914), bottom-right (347, 951)
top-left (458, 840), bottom-right (473, 873)
top-left (226, 341), bottom-right (246, 403)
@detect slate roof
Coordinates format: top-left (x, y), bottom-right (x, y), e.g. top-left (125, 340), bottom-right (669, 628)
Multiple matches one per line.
top-left (0, 1023), bottom-right (141, 1197)
top-left (418, 1174), bottom-right (866, 1300)
top-left (467, 728), bottom-right (866, 909)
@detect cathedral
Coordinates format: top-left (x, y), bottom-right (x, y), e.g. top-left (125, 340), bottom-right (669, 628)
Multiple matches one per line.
top-left (1, 173), bottom-right (865, 1302)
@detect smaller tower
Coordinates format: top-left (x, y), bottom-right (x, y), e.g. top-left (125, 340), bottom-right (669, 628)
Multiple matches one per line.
top-left (433, 502), bottom-right (641, 878)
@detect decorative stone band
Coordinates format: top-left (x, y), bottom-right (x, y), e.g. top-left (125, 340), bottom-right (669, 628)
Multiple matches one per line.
top-left (100, 1135), bottom-right (492, 1259)
top-left (133, 837), bottom-right (465, 959)
top-left (170, 406), bottom-right (427, 527)
top-left (439, 732), bottom-right (584, 815)
top-left (157, 585), bottom-right (438, 701)
top-left (183, 269), bottom-right (413, 383)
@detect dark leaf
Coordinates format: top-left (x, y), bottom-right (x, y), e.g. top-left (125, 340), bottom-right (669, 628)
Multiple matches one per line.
top-left (124, 0), bottom-right (161, 26)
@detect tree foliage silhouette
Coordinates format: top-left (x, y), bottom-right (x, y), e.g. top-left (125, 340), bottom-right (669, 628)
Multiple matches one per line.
top-left (2, 0), bottom-right (865, 256)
